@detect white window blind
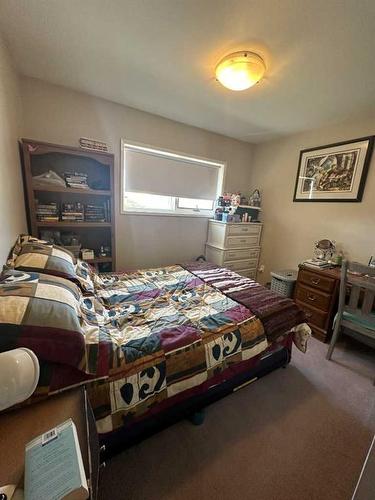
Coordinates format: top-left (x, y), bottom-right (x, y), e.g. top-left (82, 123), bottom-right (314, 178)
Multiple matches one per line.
top-left (123, 143), bottom-right (223, 200)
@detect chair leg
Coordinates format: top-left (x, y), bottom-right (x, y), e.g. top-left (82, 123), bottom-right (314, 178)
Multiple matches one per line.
top-left (327, 320), bottom-right (341, 360)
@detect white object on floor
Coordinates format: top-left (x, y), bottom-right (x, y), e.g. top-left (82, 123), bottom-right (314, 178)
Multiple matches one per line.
top-left (0, 348), bottom-right (39, 411)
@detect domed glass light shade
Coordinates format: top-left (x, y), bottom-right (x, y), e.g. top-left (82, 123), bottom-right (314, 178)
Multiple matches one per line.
top-left (0, 348), bottom-right (39, 411)
top-left (216, 51), bottom-right (266, 91)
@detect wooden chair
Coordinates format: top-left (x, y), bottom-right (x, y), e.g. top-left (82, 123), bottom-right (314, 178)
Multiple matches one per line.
top-left (327, 261), bottom-right (375, 382)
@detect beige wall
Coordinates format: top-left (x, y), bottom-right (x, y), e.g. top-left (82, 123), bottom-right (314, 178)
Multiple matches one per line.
top-left (0, 35), bottom-right (26, 264)
top-left (20, 77), bottom-right (253, 270)
top-left (251, 113), bottom-right (375, 284)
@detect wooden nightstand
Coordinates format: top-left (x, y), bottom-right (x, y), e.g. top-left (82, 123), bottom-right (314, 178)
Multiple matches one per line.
top-left (294, 265), bottom-right (341, 342)
top-left (0, 387), bottom-right (99, 500)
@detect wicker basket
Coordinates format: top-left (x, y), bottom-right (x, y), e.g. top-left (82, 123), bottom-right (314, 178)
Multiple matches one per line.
top-left (270, 269), bottom-right (297, 297)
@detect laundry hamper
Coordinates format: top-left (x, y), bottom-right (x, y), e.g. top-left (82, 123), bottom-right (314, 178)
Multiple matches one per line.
top-left (270, 269), bottom-right (297, 298)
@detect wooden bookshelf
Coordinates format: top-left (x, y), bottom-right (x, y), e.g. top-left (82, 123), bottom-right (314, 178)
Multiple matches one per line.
top-left (21, 139), bottom-right (116, 272)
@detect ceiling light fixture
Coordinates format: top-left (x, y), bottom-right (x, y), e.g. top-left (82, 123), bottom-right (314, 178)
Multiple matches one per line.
top-left (215, 51), bottom-right (265, 91)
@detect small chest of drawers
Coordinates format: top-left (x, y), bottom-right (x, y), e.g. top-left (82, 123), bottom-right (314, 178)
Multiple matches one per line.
top-left (294, 265), bottom-right (341, 342)
top-left (205, 220), bottom-right (262, 280)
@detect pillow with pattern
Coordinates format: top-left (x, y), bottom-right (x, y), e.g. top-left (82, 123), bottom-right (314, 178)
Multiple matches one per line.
top-left (12, 241), bottom-right (76, 279)
top-left (0, 269), bottom-right (97, 374)
top-left (7, 235), bottom-right (104, 294)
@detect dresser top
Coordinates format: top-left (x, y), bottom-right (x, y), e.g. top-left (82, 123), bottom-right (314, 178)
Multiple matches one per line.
top-left (209, 220), bottom-right (263, 226)
top-left (299, 263), bottom-right (341, 279)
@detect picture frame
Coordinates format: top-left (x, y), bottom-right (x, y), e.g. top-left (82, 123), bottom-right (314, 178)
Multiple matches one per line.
top-left (293, 136), bottom-right (374, 202)
top-left (368, 256), bottom-right (375, 268)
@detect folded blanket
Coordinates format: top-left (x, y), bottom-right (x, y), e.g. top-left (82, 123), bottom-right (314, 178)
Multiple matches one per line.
top-left (182, 261), bottom-right (307, 343)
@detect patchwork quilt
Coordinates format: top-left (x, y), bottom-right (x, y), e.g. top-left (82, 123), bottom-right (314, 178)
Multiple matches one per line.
top-left (86, 265), bottom-right (268, 432)
top-left (183, 261), bottom-right (309, 350)
top-left (0, 256), bottom-right (309, 434)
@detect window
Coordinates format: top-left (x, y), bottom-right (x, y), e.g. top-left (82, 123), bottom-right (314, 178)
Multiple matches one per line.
top-left (121, 141), bottom-right (225, 216)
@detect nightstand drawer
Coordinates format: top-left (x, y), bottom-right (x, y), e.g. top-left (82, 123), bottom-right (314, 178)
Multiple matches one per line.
top-left (299, 269), bottom-right (336, 293)
top-left (295, 284), bottom-right (331, 311)
top-left (226, 235), bottom-right (259, 248)
top-left (295, 300), bottom-right (328, 329)
top-left (227, 224), bottom-right (261, 236)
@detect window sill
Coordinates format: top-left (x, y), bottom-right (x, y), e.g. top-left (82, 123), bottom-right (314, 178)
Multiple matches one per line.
top-left (121, 209), bottom-right (213, 218)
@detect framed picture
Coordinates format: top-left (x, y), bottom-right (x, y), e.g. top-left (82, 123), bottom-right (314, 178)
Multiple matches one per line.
top-left (293, 136), bottom-right (374, 202)
top-left (369, 257), bottom-right (375, 268)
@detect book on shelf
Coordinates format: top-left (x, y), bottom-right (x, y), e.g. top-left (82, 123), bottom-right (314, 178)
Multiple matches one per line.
top-left (36, 202), bottom-right (59, 222)
top-left (61, 202), bottom-right (84, 222)
top-left (64, 171), bottom-right (89, 190)
top-left (84, 202), bottom-right (108, 222)
top-left (24, 419), bottom-right (88, 500)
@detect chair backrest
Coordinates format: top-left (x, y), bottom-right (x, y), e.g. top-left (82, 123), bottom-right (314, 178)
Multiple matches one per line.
top-left (338, 260), bottom-right (375, 325)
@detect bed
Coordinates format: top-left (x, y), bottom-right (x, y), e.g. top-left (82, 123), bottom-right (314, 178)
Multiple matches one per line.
top-left (0, 236), bottom-right (310, 457)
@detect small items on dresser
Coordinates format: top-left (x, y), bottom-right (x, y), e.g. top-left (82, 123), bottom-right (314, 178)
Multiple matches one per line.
top-left (249, 189), bottom-right (261, 207)
top-left (214, 191), bottom-right (262, 223)
top-left (302, 239), bottom-right (344, 270)
top-left (303, 258), bottom-right (331, 270)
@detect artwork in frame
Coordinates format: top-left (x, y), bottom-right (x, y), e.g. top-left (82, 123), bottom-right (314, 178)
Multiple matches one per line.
top-left (293, 136), bottom-right (374, 202)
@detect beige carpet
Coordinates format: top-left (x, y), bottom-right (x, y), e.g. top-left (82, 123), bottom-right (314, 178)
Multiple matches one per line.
top-left (99, 337), bottom-right (375, 500)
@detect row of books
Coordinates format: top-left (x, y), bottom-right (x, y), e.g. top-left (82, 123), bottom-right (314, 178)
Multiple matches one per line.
top-left (61, 202), bottom-right (84, 222)
top-left (64, 171), bottom-right (89, 189)
top-left (36, 202), bottom-right (59, 222)
top-left (36, 201), bottom-right (111, 222)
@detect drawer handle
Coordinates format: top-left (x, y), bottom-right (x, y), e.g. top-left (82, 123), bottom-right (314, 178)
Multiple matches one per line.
top-left (303, 310), bottom-right (313, 319)
top-left (307, 294), bottom-right (316, 302)
top-left (239, 239), bottom-right (247, 243)
top-left (311, 278), bottom-right (320, 285)
top-left (241, 228), bottom-right (248, 232)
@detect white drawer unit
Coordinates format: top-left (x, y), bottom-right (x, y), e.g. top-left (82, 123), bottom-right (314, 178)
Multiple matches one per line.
top-left (227, 224), bottom-right (261, 236)
top-left (237, 268), bottom-right (257, 279)
top-left (205, 220), bottom-right (263, 281)
top-left (225, 258), bottom-right (258, 271)
top-left (205, 245), bottom-right (260, 265)
top-left (226, 235), bottom-right (259, 248)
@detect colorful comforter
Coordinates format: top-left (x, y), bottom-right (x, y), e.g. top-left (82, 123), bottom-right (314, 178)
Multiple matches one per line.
top-left (0, 262), bottom-right (309, 433)
top-left (183, 262), bottom-right (308, 347)
top-left (86, 265), bottom-right (270, 432)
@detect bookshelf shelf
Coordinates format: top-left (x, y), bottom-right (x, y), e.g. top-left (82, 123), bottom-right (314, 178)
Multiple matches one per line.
top-left (86, 256), bottom-right (112, 264)
top-left (33, 185), bottom-right (111, 196)
top-left (36, 221), bottom-right (112, 228)
top-left (21, 139), bottom-right (116, 272)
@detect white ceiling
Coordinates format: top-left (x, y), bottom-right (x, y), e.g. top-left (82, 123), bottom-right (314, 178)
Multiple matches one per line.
top-left (0, 0), bottom-right (374, 143)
